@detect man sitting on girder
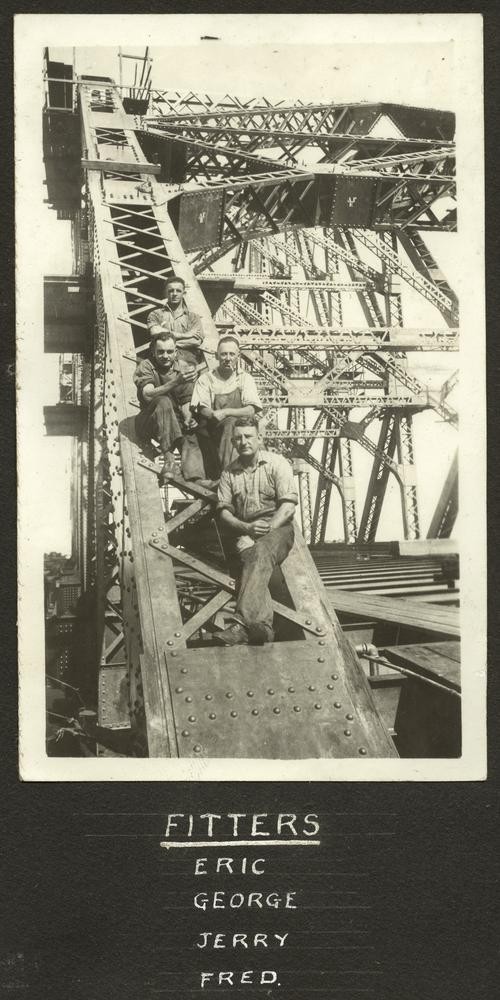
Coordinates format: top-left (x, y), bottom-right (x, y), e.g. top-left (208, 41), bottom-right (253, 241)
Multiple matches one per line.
top-left (147, 274), bottom-right (206, 430)
top-left (189, 334), bottom-right (263, 483)
top-left (133, 332), bottom-right (204, 482)
top-left (214, 416), bottom-right (298, 646)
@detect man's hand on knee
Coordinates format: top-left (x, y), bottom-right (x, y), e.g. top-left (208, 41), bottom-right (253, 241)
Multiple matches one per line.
top-left (248, 519), bottom-right (271, 539)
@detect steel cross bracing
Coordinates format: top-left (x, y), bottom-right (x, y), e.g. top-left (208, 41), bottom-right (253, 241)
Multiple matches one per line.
top-left (208, 221), bottom-right (457, 539)
top-left (145, 118), bottom-right (454, 173)
top-left (201, 222), bottom-right (457, 541)
top-left (139, 98), bottom-right (456, 237)
top-left (72, 75), bottom-right (396, 758)
top-left (168, 165), bottom-right (456, 241)
top-left (147, 98), bottom-right (455, 142)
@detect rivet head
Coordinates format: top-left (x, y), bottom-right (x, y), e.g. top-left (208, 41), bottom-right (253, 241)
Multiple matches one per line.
top-left (334, 702), bottom-right (342, 709)
top-left (317, 657), bottom-right (325, 663)
top-left (185, 696), bottom-right (193, 704)
top-left (181, 730), bottom-right (190, 737)
top-left (247, 691), bottom-right (254, 698)
top-left (318, 640), bottom-right (325, 646)
top-left (316, 626), bottom-right (325, 634)
top-left (268, 689), bottom-right (275, 695)
top-left (331, 674), bottom-right (339, 681)
top-left (308, 685), bottom-right (316, 692)
top-left (167, 640), bottom-right (174, 646)
top-left (346, 713), bottom-right (354, 721)
top-left (226, 692), bottom-right (234, 699)
top-left (252, 708), bottom-right (259, 716)
top-left (171, 652), bottom-right (178, 657)
top-left (293, 705), bottom-right (301, 713)
top-left (205, 694), bottom-right (213, 701)
top-left (359, 747), bottom-right (368, 756)
top-left (288, 686), bottom-right (295, 693)
top-left (209, 713), bottom-right (216, 720)
top-left (175, 687), bottom-right (183, 694)
top-left (305, 619), bottom-right (312, 625)
top-left (180, 667), bottom-right (188, 674)
top-left (174, 632), bottom-right (181, 637)
top-left (230, 711), bottom-right (238, 718)
top-left (344, 729), bottom-right (352, 737)
top-left (314, 703), bottom-right (322, 710)
top-left (193, 745), bottom-right (201, 753)
top-left (327, 683), bottom-right (334, 690)
top-left (188, 715), bottom-right (196, 723)
top-left (273, 707), bottom-right (281, 715)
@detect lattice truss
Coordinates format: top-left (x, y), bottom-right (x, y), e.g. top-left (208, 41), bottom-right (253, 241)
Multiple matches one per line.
top-left (135, 90), bottom-right (459, 545)
top-left (67, 77), bottom-right (459, 756)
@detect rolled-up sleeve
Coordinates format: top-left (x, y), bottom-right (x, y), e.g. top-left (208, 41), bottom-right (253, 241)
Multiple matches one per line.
top-left (240, 372), bottom-right (263, 413)
top-left (272, 456), bottom-right (299, 506)
top-left (133, 359), bottom-right (157, 403)
top-left (217, 470), bottom-right (235, 515)
top-left (190, 372), bottom-right (213, 411)
top-left (185, 312), bottom-right (205, 343)
top-left (147, 308), bottom-right (165, 330)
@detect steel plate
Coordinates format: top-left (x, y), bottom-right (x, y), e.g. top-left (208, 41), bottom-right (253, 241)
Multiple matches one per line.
top-left (166, 640), bottom-right (375, 758)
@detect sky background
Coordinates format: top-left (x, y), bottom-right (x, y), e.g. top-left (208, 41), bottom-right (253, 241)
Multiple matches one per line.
top-left (41, 37), bottom-right (459, 554)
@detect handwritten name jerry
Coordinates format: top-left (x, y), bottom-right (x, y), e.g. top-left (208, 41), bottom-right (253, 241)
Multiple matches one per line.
top-left (162, 813), bottom-right (320, 988)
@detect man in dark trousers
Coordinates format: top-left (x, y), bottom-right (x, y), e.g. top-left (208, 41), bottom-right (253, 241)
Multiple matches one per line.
top-left (215, 416), bottom-right (298, 646)
top-left (133, 332), bottom-right (202, 481)
top-left (147, 275), bottom-right (206, 434)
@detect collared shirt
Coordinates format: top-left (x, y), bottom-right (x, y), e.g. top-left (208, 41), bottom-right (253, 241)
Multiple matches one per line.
top-left (191, 367), bottom-right (262, 412)
top-left (217, 450), bottom-right (298, 522)
top-left (147, 301), bottom-right (204, 343)
top-left (133, 353), bottom-right (190, 407)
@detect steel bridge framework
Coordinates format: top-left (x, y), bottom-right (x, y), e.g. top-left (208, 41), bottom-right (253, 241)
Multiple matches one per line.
top-left (42, 58), bottom-right (459, 759)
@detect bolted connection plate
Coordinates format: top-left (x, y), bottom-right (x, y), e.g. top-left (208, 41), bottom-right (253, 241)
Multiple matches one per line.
top-left (166, 640), bottom-right (375, 759)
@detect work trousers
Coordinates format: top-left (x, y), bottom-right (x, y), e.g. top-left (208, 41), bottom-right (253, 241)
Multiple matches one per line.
top-left (193, 417), bottom-right (238, 481)
top-left (135, 396), bottom-right (206, 480)
top-left (235, 523), bottom-right (294, 630)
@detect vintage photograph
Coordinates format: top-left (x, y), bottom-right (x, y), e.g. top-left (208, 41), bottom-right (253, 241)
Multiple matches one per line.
top-left (16, 15), bottom-right (486, 776)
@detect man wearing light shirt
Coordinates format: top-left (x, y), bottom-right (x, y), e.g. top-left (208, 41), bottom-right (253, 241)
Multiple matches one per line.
top-left (190, 334), bottom-right (263, 480)
top-left (215, 416), bottom-right (298, 646)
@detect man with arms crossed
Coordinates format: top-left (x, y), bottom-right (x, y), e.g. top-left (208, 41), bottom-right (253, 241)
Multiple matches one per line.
top-left (215, 416), bottom-right (298, 646)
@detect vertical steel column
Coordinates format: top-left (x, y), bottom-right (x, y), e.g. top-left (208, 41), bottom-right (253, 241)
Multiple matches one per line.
top-left (427, 449), bottom-right (458, 539)
top-left (357, 412), bottom-right (399, 543)
top-left (395, 412), bottom-right (421, 540)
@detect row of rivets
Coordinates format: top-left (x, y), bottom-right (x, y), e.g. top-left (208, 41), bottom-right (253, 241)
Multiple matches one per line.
top-left (175, 682), bottom-right (343, 699)
top-left (180, 739), bottom-right (367, 757)
top-left (180, 702), bottom-right (358, 721)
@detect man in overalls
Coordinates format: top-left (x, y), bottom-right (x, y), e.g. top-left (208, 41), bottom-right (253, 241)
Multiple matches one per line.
top-left (190, 334), bottom-right (263, 481)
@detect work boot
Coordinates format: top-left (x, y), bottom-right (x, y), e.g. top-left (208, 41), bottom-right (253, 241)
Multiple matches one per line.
top-left (247, 622), bottom-right (274, 645)
top-left (160, 453), bottom-right (178, 483)
top-left (213, 623), bottom-right (250, 646)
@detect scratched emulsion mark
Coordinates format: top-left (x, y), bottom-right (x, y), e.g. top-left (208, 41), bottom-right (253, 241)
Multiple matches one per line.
top-left (0, 951), bottom-right (40, 994)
